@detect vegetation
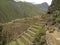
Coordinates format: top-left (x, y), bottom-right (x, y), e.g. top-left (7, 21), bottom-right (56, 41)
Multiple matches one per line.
top-left (47, 0), bottom-right (60, 26)
top-left (0, 0), bottom-right (48, 45)
top-left (0, 0), bottom-right (45, 23)
top-left (48, 0), bottom-right (60, 13)
top-left (5, 20), bottom-right (46, 45)
top-left (32, 25), bottom-right (46, 45)
top-left (2, 17), bottom-right (42, 42)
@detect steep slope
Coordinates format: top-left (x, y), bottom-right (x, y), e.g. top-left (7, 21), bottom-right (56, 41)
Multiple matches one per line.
top-left (0, 0), bottom-right (20, 23)
top-left (0, 0), bottom-right (44, 23)
top-left (46, 0), bottom-right (60, 45)
top-left (36, 2), bottom-right (49, 11)
top-left (48, 0), bottom-right (60, 13)
top-left (47, 0), bottom-right (60, 27)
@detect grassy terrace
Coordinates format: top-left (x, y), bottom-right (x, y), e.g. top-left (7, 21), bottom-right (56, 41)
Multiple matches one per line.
top-left (5, 21), bottom-right (46, 45)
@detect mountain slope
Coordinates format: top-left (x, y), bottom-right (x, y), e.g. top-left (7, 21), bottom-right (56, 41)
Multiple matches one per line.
top-left (0, 0), bottom-right (44, 23)
top-left (36, 2), bottom-right (49, 11)
top-left (47, 0), bottom-right (60, 26)
top-left (48, 0), bottom-right (60, 13)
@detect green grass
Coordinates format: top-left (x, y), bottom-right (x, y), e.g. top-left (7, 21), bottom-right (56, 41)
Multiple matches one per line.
top-left (23, 33), bottom-right (33, 41)
top-left (29, 28), bottom-right (38, 33)
top-left (32, 25), bottom-right (46, 45)
top-left (10, 41), bottom-right (17, 45)
top-left (5, 23), bottom-right (46, 45)
top-left (16, 38), bottom-right (25, 45)
top-left (32, 25), bottom-right (43, 30)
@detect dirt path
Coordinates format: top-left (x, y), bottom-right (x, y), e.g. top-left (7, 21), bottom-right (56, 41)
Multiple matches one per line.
top-left (46, 30), bottom-right (60, 45)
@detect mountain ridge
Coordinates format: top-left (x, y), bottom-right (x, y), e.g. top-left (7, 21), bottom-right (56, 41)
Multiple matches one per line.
top-left (36, 2), bottom-right (49, 11)
top-left (0, 0), bottom-right (45, 23)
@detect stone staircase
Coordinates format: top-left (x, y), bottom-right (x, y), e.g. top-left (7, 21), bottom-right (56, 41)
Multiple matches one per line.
top-left (6, 23), bottom-right (43, 45)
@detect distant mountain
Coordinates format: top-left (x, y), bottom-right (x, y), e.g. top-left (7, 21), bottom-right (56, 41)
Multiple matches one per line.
top-left (36, 2), bottom-right (49, 11)
top-left (0, 0), bottom-right (45, 23)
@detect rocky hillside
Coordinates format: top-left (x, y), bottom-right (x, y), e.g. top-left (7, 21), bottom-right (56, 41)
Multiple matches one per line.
top-left (46, 0), bottom-right (60, 27)
top-left (46, 0), bottom-right (60, 45)
top-left (36, 2), bottom-right (49, 11)
top-left (48, 0), bottom-right (60, 13)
